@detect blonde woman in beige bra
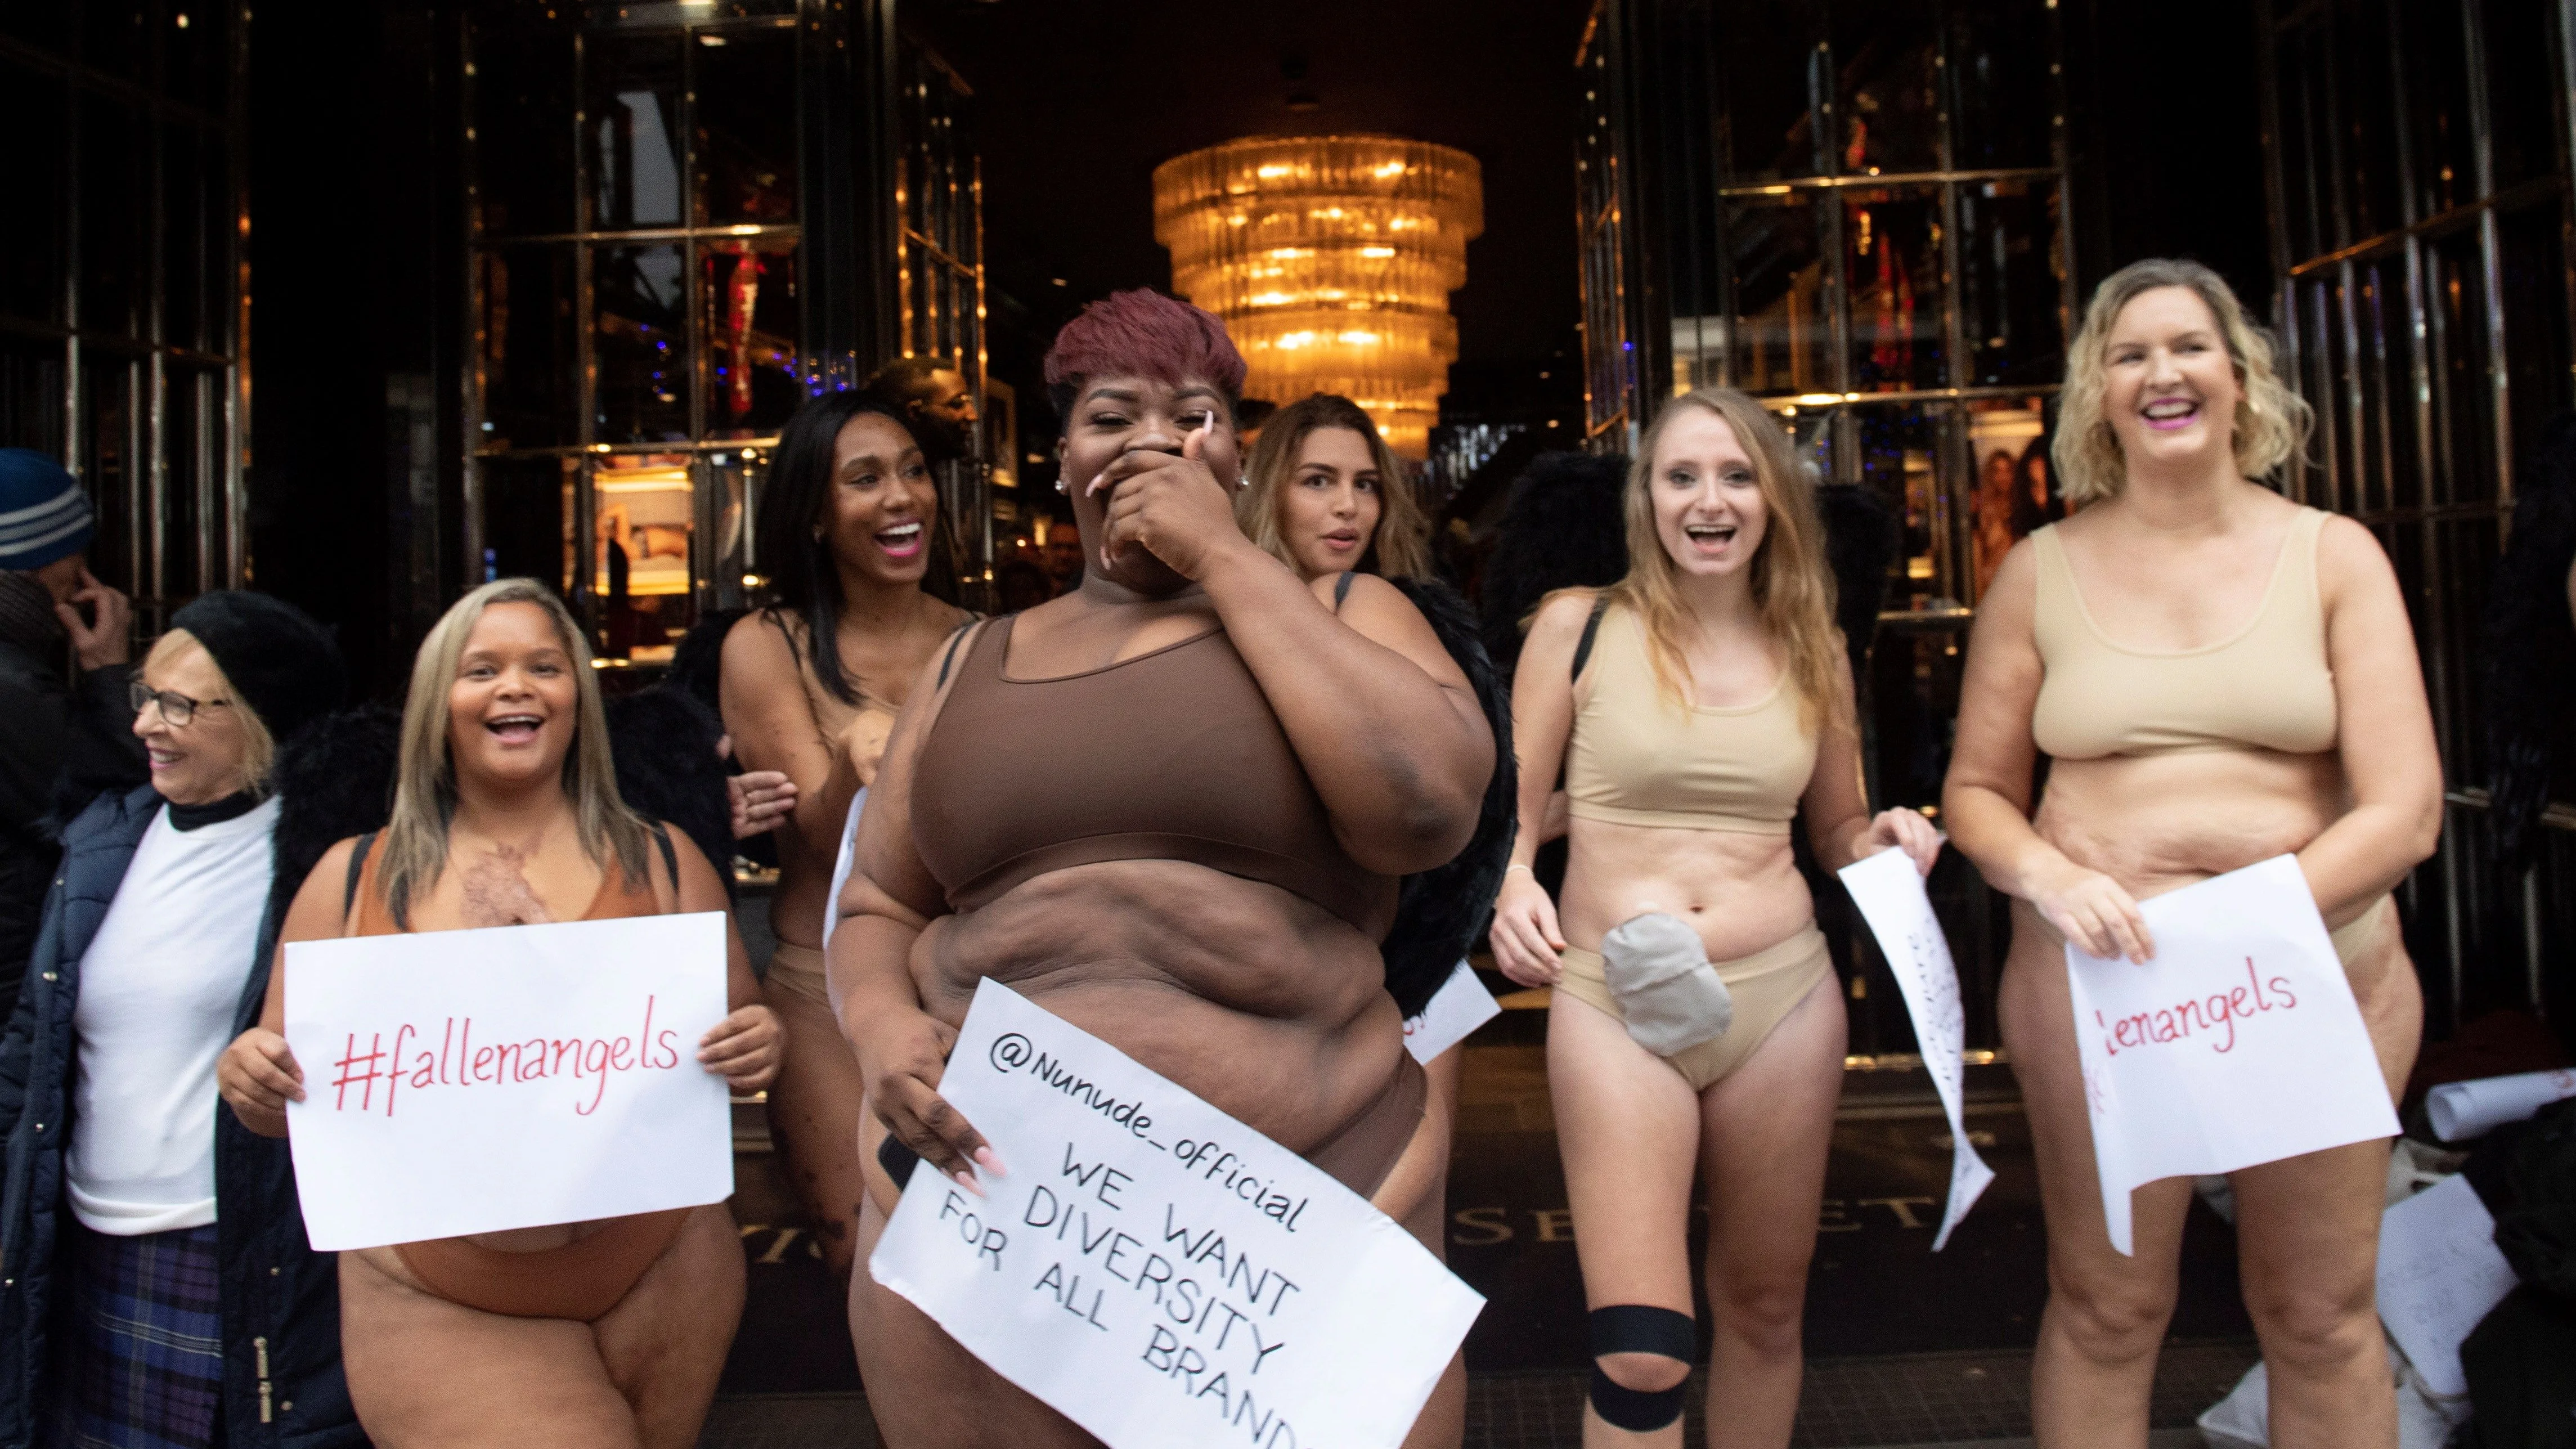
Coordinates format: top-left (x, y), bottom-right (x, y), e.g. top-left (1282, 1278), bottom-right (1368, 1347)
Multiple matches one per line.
top-left (1944, 259), bottom-right (2443, 1449)
top-left (721, 393), bottom-right (972, 1278)
top-left (1490, 388), bottom-right (1940, 1447)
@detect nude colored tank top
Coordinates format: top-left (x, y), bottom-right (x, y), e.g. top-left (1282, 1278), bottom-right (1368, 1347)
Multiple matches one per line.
top-left (909, 617), bottom-right (1395, 937)
top-left (2030, 508), bottom-right (2339, 760)
top-left (1565, 604), bottom-right (1818, 835)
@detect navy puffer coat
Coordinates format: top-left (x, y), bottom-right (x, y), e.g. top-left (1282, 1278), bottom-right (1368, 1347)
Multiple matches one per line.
top-left (0, 784), bottom-right (364, 1449)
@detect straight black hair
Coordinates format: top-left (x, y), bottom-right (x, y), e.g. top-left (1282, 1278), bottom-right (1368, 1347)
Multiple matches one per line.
top-left (756, 389), bottom-right (953, 706)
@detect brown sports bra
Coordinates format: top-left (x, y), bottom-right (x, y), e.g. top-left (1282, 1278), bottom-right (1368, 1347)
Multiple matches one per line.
top-left (910, 616), bottom-right (1395, 938)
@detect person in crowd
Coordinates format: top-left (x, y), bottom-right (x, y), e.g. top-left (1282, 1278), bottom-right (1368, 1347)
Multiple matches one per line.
top-left (835, 290), bottom-right (1493, 1448)
top-left (1476, 450), bottom-right (1631, 675)
top-left (863, 357), bottom-right (978, 467)
top-left (1942, 259), bottom-right (2442, 1448)
top-left (1039, 512), bottom-right (1085, 596)
top-left (216, 578), bottom-right (782, 1447)
top-left (0, 449), bottom-right (144, 1010)
top-left (720, 393), bottom-right (976, 1278)
top-left (1, 591), bottom-right (358, 1449)
top-left (1234, 391), bottom-right (1511, 1446)
top-left (1489, 387), bottom-right (1942, 1448)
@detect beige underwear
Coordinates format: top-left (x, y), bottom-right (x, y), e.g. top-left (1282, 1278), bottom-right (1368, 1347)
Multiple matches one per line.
top-left (1556, 923), bottom-right (1833, 1091)
top-left (767, 940), bottom-right (830, 1007)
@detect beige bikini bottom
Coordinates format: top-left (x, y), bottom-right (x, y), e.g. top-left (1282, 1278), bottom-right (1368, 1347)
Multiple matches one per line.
top-left (1554, 923), bottom-right (1833, 1092)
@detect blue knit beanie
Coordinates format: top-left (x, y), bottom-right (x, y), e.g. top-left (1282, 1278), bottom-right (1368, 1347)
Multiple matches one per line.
top-left (0, 450), bottom-right (95, 572)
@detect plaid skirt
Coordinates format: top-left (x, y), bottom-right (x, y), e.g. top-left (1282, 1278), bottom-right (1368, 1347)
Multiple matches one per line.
top-left (47, 1221), bottom-right (225, 1449)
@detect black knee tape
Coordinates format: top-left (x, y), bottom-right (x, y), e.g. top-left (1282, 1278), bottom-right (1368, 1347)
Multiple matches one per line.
top-left (1587, 1305), bottom-right (1694, 1430)
top-left (1588, 1364), bottom-right (1685, 1431)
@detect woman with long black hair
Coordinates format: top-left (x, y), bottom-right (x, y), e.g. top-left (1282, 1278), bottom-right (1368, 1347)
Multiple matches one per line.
top-left (720, 392), bottom-right (973, 1277)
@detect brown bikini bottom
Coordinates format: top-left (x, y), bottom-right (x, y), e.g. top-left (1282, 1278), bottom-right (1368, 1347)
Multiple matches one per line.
top-left (393, 1208), bottom-right (695, 1321)
top-left (881, 1056), bottom-right (1426, 1203)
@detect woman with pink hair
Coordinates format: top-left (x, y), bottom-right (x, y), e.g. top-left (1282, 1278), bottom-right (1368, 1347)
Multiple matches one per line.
top-left (829, 291), bottom-right (1492, 1447)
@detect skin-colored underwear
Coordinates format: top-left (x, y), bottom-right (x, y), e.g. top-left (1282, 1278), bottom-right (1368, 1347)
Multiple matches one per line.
top-left (766, 939), bottom-right (830, 1007)
top-left (2023, 891), bottom-right (2392, 970)
top-left (1554, 923), bottom-right (1832, 1091)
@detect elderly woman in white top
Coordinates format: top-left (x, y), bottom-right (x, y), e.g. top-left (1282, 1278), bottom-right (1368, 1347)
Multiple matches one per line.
top-left (0, 591), bottom-right (359, 1449)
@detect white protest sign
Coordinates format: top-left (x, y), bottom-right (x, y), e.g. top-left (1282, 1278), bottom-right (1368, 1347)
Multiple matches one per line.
top-left (1404, 961), bottom-right (1500, 1065)
top-left (2426, 1067), bottom-right (2576, 1142)
top-left (1835, 845), bottom-right (1994, 1250)
top-left (284, 913), bottom-right (734, 1251)
top-left (2376, 1173), bottom-right (2517, 1399)
top-left (869, 979), bottom-right (1483, 1449)
top-left (2066, 855), bottom-right (2399, 1254)
top-left (821, 785), bottom-right (868, 952)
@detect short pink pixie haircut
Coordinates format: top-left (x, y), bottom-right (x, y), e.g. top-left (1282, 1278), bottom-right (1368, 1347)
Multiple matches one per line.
top-left (1042, 289), bottom-right (1247, 424)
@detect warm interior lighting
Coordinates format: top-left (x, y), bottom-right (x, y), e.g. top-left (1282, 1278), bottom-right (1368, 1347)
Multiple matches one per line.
top-left (1155, 135), bottom-right (1483, 460)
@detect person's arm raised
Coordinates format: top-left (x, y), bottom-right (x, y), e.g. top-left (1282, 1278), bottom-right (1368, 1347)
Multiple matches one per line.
top-left (2296, 516), bottom-right (2443, 920)
top-left (827, 623), bottom-right (1002, 1195)
top-left (217, 837), bottom-right (357, 1137)
top-left (1095, 433), bottom-right (1493, 876)
top-left (717, 612), bottom-right (848, 859)
top-left (1940, 540), bottom-right (2152, 961)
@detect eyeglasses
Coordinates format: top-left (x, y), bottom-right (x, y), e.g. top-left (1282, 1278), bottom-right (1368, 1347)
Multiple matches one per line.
top-left (130, 680), bottom-right (231, 727)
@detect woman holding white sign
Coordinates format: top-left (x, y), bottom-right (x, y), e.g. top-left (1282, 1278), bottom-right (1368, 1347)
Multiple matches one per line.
top-left (218, 580), bottom-right (783, 1449)
top-left (834, 290), bottom-right (1495, 1448)
top-left (1944, 258), bottom-right (2443, 1448)
top-left (1487, 386), bottom-right (1941, 1447)
top-left (721, 390), bottom-right (974, 1278)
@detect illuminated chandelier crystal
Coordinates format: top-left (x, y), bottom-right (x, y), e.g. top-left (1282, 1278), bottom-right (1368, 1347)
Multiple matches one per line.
top-left (1154, 135), bottom-right (1483, 460)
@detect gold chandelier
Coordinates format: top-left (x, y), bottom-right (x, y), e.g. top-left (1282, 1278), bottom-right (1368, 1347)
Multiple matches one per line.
top-left (1154, 135), bottom-right (1483, 460)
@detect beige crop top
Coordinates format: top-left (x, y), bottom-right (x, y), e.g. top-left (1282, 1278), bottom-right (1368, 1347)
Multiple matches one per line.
top-left (1565, 604), bottom-right (1818, 834)
top-left (2030, 507), bottom-right (2339, 760)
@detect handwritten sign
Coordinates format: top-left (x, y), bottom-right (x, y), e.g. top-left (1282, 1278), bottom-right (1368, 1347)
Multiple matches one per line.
top-left (283, 913), bottom-right (734, 1251)
top-left (2426, 1067), bottom-right (2576, 1142)
top-left (2376, 1174), bottom-right (2517, 1399)
top-left (2065, 856), bottom-right (2399, 1255)
top-left (821, 786), bottom-right (867, 953)
top-left (1836, 846), bottom-right (1994, 1249)
top-left (869, 979), bottom-right (1482, 1449)
top-left (1404, 962), bottom-right (1500, 1065)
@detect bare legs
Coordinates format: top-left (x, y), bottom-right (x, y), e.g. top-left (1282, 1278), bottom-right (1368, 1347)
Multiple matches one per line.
top-left (2002, 900), bottom-right (2420, 1449)
top-left (764, 968), bottom-right (871, 1278)
top-left (1551, 976), bottom-right (1845, 1448)
top-left (338, 1204), bottom-right (744, 1448)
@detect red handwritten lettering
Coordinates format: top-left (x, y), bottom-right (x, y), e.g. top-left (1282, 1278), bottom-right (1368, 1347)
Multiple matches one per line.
top-left (2098, 959), bottom-right (2302, 1057)
top-left (320, 995), bottom-right (686, 1119)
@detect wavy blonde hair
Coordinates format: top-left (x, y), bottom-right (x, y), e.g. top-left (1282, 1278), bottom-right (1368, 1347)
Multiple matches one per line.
top-left (1237, 393), bottom-right (1431, 579)
top-left (143, 629), bottom-right (277, 795)
top-left (375, 578), bottom-right (649, 929)
top-left (2055, 258), bottom-right (2313, 505)
top-left (1550, 388), bottom-right (1843, 726)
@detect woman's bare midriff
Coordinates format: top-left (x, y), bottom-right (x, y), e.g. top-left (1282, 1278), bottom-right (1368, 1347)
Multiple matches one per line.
top-left (1559, 817), bottom-right (1814, 962)
top-left (2034, 748), bottom-right (2353, 921)
top-left (909, 859), bottom-right (1405, 1158)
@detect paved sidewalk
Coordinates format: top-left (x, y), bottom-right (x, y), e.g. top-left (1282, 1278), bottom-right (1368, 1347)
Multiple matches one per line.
top-left (699, 1340), bottom-right (2252, 1448)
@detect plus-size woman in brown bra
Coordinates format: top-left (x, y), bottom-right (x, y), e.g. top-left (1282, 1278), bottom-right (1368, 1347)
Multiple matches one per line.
top-left (831, 290), bottom-right (1494, 1449)
top-left (1945, 261), bottom-right (2442, 1449)
top-left (721, 392), bottom-right (972, 1278)
top-left (221, 580), bottom-right (783, 1447)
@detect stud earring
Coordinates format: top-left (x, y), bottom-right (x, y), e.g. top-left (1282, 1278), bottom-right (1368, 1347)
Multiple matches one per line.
top-left (1055, 477), bottom-right (1069, 494)
top-left (1237, 475), bottom-right (1250, 489)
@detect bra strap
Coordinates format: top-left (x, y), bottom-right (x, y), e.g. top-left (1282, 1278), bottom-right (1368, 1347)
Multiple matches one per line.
top-left (1570, 595), bottom-right (1612, 684)
top-left (342, 831), bottom-right (378, 919)
top-left (1332, 571), bottom-right (1357, 611)
top-left (651, 823), bottom-right (679, 898)
top-left (936, 621), bottom-right (977, 688)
